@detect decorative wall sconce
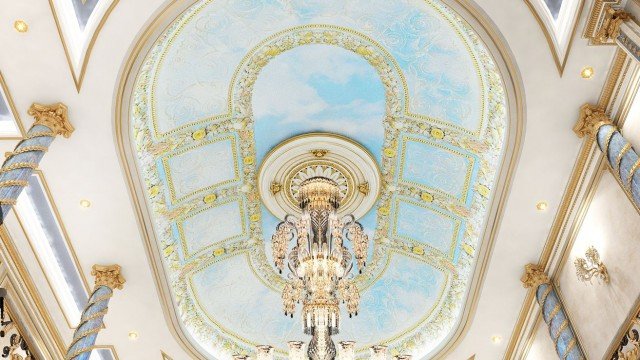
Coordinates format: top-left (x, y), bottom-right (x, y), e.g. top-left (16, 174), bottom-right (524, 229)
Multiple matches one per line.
top-left (574, 246), bottom-right (609, 284)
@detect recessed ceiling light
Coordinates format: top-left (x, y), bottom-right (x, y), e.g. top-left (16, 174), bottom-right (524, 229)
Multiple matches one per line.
top-left (13, 20), bottom-right (28, 33)
top-left (491, 335), bottom-right (503, 344)
top-left (536, 201), bottom-right (548, 211)
top-left (79, 199), bottom-right (91, 208)
top-left (581, 66), bottom-right (594, 79)
top-left (128, 331), bottom-right (139, 340)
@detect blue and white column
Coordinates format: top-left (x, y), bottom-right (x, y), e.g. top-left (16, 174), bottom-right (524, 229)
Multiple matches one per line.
top-left (574, 104), bottom-right (640, 209)
top-left (521, 264), bottom-right (585, 360)
top-left (0, 103), bottom-right (73, 223)
top-left (65, 265), bottom-right (125, 360)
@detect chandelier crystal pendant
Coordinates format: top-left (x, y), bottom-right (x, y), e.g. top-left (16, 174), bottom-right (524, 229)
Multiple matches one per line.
top-left (272, 175), bottom-right (370, 360)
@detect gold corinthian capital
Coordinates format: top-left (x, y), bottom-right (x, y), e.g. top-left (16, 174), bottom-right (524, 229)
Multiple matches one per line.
top-left (91, 264), bottom-right (126, 290)
top-left (573, 104), bottom-right (613, 139)
top-left (27, 102), bottom-right (74, 138)
top-left (521, 263), bottom-right (550, 289)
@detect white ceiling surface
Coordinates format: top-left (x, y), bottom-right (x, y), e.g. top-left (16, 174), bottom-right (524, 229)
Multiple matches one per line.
top-left (0, 0), bottom-right (616, 359)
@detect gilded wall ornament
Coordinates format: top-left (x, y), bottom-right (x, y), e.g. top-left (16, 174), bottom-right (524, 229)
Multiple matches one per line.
top-left (574, 246), bottom-right (609, 284)
top-left (594, 7), bottom-right (632, 44)
top-left (310, 149), bottom-right (328, 158)
top-left (27, 103), bottom-right (74, 138)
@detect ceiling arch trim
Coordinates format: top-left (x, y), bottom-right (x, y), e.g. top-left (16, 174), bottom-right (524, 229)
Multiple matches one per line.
top-left (114, 0), bottom-right (526, 358)
top-left (48, 0), bottom-right (119, 91)
top-left (523, 0), bottom-right (585, 75)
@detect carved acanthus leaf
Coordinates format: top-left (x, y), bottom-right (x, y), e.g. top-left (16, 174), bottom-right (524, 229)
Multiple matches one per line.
top-left (92, 264), bottom-right (126, 290)
top-left (27, 103), bottom-right (74, 138)
top-left (521, 263), bottom-right (549, 289)
top-left (574, 104), bottom-right (612, 139)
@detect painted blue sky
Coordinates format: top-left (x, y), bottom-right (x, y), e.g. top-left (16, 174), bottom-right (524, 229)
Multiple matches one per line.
top-left (253, 44), bottom-right (386, 164)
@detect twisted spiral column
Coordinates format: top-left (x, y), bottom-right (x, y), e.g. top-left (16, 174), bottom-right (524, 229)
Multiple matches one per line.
top-left (0, 103), bottom-right (73, 223)
top-left (574, 104), bottom-right (640, 209)
top-left (522, 264), bottom-right (585, 360)
top-left (65, 265), bottom-right (125, 360)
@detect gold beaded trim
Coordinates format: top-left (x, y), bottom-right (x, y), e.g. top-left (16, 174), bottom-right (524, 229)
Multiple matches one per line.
top-left (25, 131), bottom-right (55, 139)
top-left (0, 180), bottom-right (28, 188)
top-left (616, 143), bottom-right (632, 172)
top-left (6, 146), bottom-right (48, 157)
top-left (626, 158), bottom-right (640, 190)
top-left (0, 162), bottom-right (38, 173)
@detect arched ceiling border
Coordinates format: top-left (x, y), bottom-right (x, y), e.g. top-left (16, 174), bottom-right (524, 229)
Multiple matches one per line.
top-left (523, 0), bottom-right (586, 76)
top-left (48, 0), bottom-right (120, 92)
top-left (112, 0), bottom-right (526, 358)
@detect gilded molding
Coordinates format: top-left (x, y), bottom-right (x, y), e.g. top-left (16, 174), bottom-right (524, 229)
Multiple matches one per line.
top-left (593, 7), bottom-right (632, 44)
top-left (91, 265), bottom-right (125, 290)
top-left (520, 264), bottom-right (549, 289)
top-left (573, 104), bottom-right (613, 139)
top-left (26, 103), bottom-right (74, 138)
top-left (583, 0), bottom-right (628, 45)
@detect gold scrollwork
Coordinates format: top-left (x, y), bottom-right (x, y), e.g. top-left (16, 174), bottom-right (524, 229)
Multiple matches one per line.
top-left (574, 246), bottom-right (609, 284)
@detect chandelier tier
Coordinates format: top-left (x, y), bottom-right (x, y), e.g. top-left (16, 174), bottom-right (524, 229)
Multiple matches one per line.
top-left (272, 175), bottom-right (369, 360)
top-left (259, 134), bottom-right (382, 360)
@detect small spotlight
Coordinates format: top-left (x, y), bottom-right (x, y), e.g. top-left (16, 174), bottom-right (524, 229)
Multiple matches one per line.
top-left (13, 20), bottom-right (28, 33)
top-left (79, 199), bottom-right (91, 208)
top-left (581, 66), bottom-right (595, 79)
top-left (491, 335), bottom-right (503, 344)
top-left (128, 331), bottom-right (139, 340)
top-left (536, 201), bottom-right (548, 211)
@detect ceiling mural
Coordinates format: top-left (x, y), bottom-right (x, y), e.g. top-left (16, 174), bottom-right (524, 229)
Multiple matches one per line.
top-left (128, 0), bottom-right (508, 358)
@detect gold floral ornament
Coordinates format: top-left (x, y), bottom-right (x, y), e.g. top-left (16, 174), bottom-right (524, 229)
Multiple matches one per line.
top-left (213, 248), bottom-right (225, 257)
top-left (27, 103), bottom-right (74, 138)
top-left (149, 185), bottom-right (160, 197)
top-left (420, 192), bottom-right (434, 203)
top-left (383, 147), bottom-right (396, 157)
top-left (412, 246), bottom-right (425, 255)
top-left (462, 244), bottom-right (474, 256)
top-left (430, 128), bottom-right (445, 139)
top-left (92, 264), bottom-right (125, 290)
top-left (192, 129), bottom-right (206, 140)
top-left (203, 193), bottom-right (217, 204)
top-left (574, 246), bottom-right (609, 284)
top-left (250, 213), bottom-right (261, 222)
top-left (477, 184), bottom-right (490, 197)
top-left (243, 156), bottom-right (255, 165)
top-left (378, 207), bottom-right (390, 216)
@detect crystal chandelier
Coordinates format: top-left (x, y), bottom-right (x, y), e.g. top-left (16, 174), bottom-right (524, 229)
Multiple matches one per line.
top-left (271, 175), bottom-right (370, 360)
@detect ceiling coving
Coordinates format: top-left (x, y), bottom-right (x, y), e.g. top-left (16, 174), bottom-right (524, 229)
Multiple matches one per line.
top-left (124, 0), bottom-right (511, 358)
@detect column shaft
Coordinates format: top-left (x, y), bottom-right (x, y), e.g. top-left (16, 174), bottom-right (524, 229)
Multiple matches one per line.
top-left (0, 103), bottom-right (73, 223)
top-left (65, 286), bottom-right (112, 360)
top-left (65, 265), bottom-right (124, 360)
top-left (522, 264), bottom-right (585, 360)
top-left (535, 283), bottom-right (584, 360)
top-left (595, 124), bottom-right (640, 207)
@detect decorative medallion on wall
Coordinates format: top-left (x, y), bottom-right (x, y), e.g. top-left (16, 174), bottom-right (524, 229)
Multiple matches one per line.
top-left (125, 0), bottom-right (513, 358)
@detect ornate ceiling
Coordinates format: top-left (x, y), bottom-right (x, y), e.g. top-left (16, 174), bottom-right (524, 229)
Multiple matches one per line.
top-left (125, 0), bottom-right (511, 358)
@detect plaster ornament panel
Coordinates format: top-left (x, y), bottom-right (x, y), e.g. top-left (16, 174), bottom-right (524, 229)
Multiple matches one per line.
top-left (126, 0), bottom-right (512, 358)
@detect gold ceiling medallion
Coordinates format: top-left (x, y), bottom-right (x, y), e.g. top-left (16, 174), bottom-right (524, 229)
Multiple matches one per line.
top-left (574, 246), bottom-right (609, 284)
top-left (258, 133), bottom-right (381, 220)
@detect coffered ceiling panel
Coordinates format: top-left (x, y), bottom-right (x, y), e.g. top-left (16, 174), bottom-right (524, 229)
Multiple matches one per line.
top-left (121, 0), bottom-right (516, 358)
